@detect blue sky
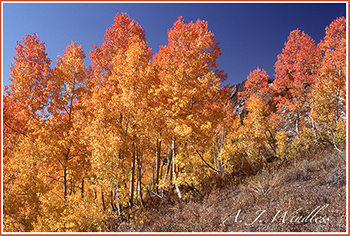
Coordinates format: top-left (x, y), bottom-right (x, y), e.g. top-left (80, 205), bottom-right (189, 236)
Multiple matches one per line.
top-left (2, 2), bottom-right (347, 88)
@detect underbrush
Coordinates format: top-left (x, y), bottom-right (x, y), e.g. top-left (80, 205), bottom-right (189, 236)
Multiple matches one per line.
top-left (109, 144), bottom-right (347, 232)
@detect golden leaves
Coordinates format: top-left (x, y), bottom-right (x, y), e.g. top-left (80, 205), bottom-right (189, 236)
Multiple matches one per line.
top-left (310, 17), bottom-right (347, 145)
top-left (4, 13), bottom-right (346, 232)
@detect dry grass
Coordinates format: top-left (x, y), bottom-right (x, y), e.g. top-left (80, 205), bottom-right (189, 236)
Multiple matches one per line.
top-left (110, 144), bottom-right (347, 232)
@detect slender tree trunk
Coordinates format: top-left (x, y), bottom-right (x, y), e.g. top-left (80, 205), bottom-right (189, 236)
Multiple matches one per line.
top-left (220, 126), bottom-right (225, 170)
top-left (220, 126), bottom-right (225, 152)
top-left (69, 179), bottom-right (74, 195)
top-left (213, 134), bottom-right (218, 171)
top-left (311, 121), bottom-right (318, 142)
top-left (137, 151), bottom-right (143, 208)
top-left (295, 113), bottom-right (299, 136)
top-left (63, 166), bottom-right (67, 199)
top-left (135, 172), bottom-right (139, 203)
top-left (163, 148), bottom-right (171, 185)
top-left (172, 138), bottom-right (182, 199)
top-left (160, 157), bottom-right (164, 184)
top-left (336, 83), bottom-right (340, 123)
top-left (196, 152), bottom-right (200, 173)
top-left (110, 190), bottom-right (116, 212)
top-left (129, 144), bottom-right (136, 206)
top-left (81, 177), bottom-right (84, 199)
top-left (155, 137), bottom-right (161, 193)
top-left (63, 148), bottom-right (70, 199)
top-left (152, 163), bottom-right (155, 189)
top-left (115, 183), bottom-right (121, 215)
top-left (335, 69), bottom-right (342, 122)
top-left (101, 189), bottom-right (106, 211)
top-left (169, 150), bottom-right (173, 185)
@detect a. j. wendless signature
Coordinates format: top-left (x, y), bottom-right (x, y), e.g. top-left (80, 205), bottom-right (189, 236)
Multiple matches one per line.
top-left (222, 204), bottom-right (330, 226)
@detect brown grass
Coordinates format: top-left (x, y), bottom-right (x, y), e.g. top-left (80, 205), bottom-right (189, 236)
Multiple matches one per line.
top-left (109, 144), bottom-right (347, 232)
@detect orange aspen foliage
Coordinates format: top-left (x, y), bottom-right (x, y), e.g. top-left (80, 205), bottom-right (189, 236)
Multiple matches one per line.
top-left (152, 16), bottom-right (228, 192)
top-left (239, 67), bottom-right (271, 101)
top-left (6, 33), bottom-right (51, 116)
top-left (4, 33), bottom-right (52, 160)
top-left (311, 17), bottom-right (346, 146)
top-left (88, 13), bottom-right (152, 208)
top-left (3, 33), bottom-right (52, 232)
top-left (273, 29), bottom-right (321, 135)
top-left (44, 41), bottom-right (90, 198)
top-left (219, 84), bottom-right (277, 174)
top-left (3, 141), bottom-right (48, 232)
top-left (238, 67), bottom-right (274, 117)
top-left (236, 94), bottom-right (276, 162)
top-left (153, 16), bottom-right (227, 136)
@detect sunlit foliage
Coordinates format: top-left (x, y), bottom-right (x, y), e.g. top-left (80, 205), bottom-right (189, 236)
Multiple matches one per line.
top-left (3, 15), bottom-right (346, 232)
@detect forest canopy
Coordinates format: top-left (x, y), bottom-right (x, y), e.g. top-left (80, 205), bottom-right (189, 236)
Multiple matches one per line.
top-left (3, 14), bottom-right (346, 232)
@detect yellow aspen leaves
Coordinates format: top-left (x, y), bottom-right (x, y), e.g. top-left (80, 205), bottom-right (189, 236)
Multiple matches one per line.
top-left (3, 15), bottom-right (346, 232)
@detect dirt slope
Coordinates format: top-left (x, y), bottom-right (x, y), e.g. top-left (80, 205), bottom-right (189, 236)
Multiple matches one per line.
top-left (111, 144), bottom-right (347, 232)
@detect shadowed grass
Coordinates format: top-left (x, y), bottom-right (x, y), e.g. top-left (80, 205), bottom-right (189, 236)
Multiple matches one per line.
top-left (109, 144), bottom-right (346, 232)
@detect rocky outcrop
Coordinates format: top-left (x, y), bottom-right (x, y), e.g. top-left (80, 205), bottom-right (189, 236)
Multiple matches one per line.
top-left (230, 80), bottom-right (247, 116)
top-left (230, 79), bottom-right (274, 115)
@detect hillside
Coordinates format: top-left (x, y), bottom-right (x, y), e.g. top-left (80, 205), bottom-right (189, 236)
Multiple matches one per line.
top-left (110, 144), bottom-right (347, 232)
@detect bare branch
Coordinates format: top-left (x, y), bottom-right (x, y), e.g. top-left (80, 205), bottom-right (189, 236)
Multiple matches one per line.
top-left (194, 148), bottom-right (220, 174)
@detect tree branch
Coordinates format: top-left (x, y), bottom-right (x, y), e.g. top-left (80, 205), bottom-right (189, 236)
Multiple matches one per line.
top-left (194, 148), bottom-right (220, 173)
top-left (4, 122), bottom-right (28, 138)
